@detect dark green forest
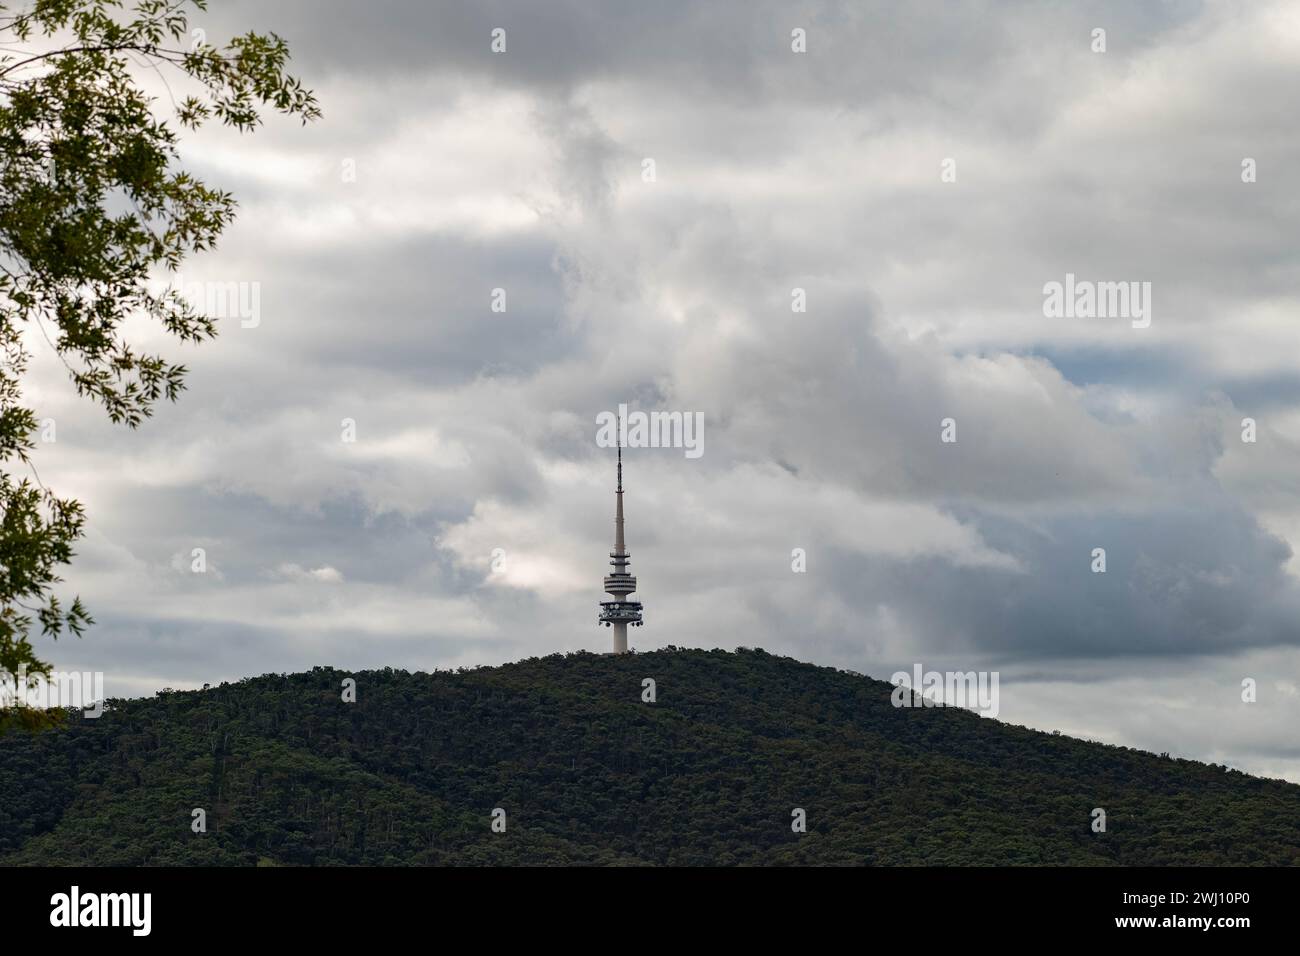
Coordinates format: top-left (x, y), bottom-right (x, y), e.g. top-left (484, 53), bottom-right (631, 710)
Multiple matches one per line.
top-left (1, 648), bottom-right (1296, 865)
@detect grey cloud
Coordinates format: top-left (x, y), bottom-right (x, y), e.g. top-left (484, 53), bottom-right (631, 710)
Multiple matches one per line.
top-left (20, 0), bottom-right (1300, 785)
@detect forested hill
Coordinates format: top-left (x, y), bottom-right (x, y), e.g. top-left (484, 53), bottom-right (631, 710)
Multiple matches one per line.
top-left (1, 648), bottom-right (1296, 866)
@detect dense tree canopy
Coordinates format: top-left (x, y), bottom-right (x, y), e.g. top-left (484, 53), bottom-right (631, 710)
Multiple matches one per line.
top-left (2, 649), bottom-right (1295, 865)
top-left (0, 0), bottom-right (316, 727)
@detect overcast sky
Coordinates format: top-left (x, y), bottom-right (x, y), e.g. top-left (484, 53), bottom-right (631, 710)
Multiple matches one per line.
top-left (23, 0), bottom-right (1300, 781)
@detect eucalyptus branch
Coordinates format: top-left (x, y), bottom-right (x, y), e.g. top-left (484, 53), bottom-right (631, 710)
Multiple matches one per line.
top-left (0, 0), bottom-right (316, 728)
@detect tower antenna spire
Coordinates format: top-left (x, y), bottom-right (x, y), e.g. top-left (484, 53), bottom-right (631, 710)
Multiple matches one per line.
top-left (599, 409), bottom-right (642, 653)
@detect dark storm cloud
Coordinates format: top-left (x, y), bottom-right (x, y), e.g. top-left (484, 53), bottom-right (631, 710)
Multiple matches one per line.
top-left (836, 500), bottom-right (1298, 660)
top-left (186, 0), bottom-right (1210, 144)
